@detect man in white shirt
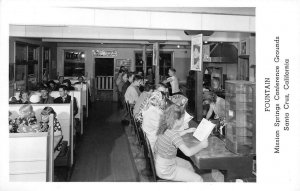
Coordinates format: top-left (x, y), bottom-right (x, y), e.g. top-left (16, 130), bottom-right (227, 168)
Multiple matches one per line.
top-left (163, 68), bottom-right (180, 95)
top-left (125, 75), bottom-right (142, 106)
top-left (133, 83), bottom-right (154, 118)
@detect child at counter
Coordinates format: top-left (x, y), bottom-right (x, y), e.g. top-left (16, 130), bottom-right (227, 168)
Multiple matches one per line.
top-left (154, 104), bottom-right (208, 182)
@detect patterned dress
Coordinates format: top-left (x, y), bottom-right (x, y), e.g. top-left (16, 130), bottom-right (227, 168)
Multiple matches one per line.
top-left (10, 116), bottom-right (39, 133)
top-left (40, 118), bottom-right (63, 151)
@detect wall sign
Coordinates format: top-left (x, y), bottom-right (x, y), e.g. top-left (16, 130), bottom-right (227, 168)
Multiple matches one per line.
top-left (93, 50), bottom-right (118, 57)
top-left (191, 34), bottom-right (203, 71)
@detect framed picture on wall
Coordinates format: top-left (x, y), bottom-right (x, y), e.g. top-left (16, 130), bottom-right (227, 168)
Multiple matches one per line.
top-left (191, 34), bottom-right (203, 71)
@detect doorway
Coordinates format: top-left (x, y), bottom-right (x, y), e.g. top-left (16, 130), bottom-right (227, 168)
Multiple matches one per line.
top-left (94, 58), bottom-right (114, 101)
top-left (95, 58), bottom-right (114, 76)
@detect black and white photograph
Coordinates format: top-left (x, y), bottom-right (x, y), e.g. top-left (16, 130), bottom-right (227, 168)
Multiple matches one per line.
top-left (1, 1), bottom-right (300, 191)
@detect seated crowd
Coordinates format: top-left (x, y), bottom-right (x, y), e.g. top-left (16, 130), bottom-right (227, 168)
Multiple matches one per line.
top-left (119, 67), bottom-right (212, 182)
top-left (9, 75), bottom-right (84, 135)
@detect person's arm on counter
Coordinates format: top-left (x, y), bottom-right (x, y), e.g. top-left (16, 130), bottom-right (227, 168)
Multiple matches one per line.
top-left (178, 139), bottom-right (208, 157)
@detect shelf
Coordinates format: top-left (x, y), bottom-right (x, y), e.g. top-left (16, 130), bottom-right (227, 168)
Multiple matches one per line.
top-left (238, 55), bottom-right (250, 59)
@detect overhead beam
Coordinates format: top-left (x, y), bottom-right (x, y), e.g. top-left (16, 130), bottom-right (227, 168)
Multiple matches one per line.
top-left (7, 7), bottom-right (255, 32)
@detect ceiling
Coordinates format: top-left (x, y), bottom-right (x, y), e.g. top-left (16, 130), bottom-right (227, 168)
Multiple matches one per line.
top-left (93, 7), bottom-right (255, 16)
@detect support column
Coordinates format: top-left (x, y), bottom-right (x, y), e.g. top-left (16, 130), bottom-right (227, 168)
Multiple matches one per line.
top-left (153, 42), bottom-right (160, 85)
top-left (195, 69), bottom-right (203, 121)
top-left (142, 45), bottom-right (147, 79)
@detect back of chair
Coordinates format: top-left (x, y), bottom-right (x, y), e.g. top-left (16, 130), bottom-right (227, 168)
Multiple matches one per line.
top-left (133, 117), bottom-right (143, 146)
top-left (145, 136), bottom-right (157, 182)
top-left (126, 102), bottom-right (142, 145)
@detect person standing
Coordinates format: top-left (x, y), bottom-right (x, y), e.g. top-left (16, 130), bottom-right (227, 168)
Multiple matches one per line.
top-left (116, 66), bottom-right (125, 109)
top-left (163, 68), bottom-right (180, 96)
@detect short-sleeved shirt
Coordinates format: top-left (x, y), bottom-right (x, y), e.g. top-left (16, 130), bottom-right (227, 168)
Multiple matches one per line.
top-left (167, 76), bottom-right (180, 94)
top-left (133, 91), bottom-right (151, 117)
top-left (154, 129), bottom-right (184, 159)
top-left (125, 84), bottom-right (139, 104)
top-left (142, 106), bottom-right (163, 150)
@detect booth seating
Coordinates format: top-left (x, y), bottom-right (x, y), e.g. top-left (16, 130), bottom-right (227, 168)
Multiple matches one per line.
top-left (14, 91), bottom-right (41, 99)
top-left (9, 113), bottom-right (62, 182)
top-left (13, 90), bottom-right (83, 135)
top-left (9, 103), bottom-right (74, 179)
top-left (53, 78), bottom-right (90, 118)
top-left (73, 83), bottom-right (89, 118)
top-left (50, 91), bottom-right (83, 135)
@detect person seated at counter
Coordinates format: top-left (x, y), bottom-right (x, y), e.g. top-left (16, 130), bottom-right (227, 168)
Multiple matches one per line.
top-left (156, 82), bottom-right (169, 97)
top-left (122, 72), bottom-right (134, 102)
top-left (141, 90), bottom-right (166, 151)
top-left (163, 68), bottom-right (180, 96)
top-left (210, 77), bottom-right (222, 92)
top-left (124, 75), bottom-right (143, 107)
top-left (39, 87), bottom-right (54, 104)
top-left (204, 91), bottom-right (225, 121)
top-left (135, 83), bottom-right (169, 124)
top-left (133, 82), bottom-right (154, 118)
top-left (136, 70), bottom-right (143, 77)
top-left (154, 104), bottom-right (208, 182)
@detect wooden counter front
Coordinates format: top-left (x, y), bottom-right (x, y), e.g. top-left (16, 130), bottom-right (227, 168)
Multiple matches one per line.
top-left (182, 133), bottom-right (254, 181)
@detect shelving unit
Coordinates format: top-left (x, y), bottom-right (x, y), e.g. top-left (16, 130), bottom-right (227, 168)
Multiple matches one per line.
top-left (238, 36), bottom-right (255, 82)
top-left (225, 80), bottom-right (256, 155)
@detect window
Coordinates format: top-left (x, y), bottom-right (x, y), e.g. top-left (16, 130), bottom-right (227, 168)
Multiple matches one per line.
top-left (64, 50), bottom-right (85, 77)
top-left (135, 51), bottom-right (172, 78)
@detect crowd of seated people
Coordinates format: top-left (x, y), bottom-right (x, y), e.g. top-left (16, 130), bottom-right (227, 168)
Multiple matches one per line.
top-left (9, 104), bottom-right (62, 135)
top-left (118, 67), bottom-right (209, 182)
top-left (9, 76), bottom-right (84, 136)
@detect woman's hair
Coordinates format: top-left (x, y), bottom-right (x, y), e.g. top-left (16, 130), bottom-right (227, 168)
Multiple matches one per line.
top-left (169, 68), bottom-right (176, 73)
top-left (204, 91), bottom-right (217, 104)
top-left (41, 107), bottom-right (57, 118)
top-left (156, 104), bottom-right (184, 135)
top-left (47, 80), bottom-right (56, 86)
top-left (118, 66), bottom-right (125, 74)
top-left (122, 71), bottom-right (128, 78)
top-left (19, 90), bottom-right (30, 100)
top-left (133, 75), bottom-right (142, 82)
top-left (63, 79), bottom-right (72, 87)
top-left (128, 72), bottom-right (135, 78)
top-left (19, 104), bottom-right (35, 118)
top-left (155, 82), bottom-right (167, 90)
top-left (144, 82), bottom-right (154, 92)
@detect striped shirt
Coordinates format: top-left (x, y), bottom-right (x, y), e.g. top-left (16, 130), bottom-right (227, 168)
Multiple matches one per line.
top-left (154, 129), bottom-right (184, 159)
